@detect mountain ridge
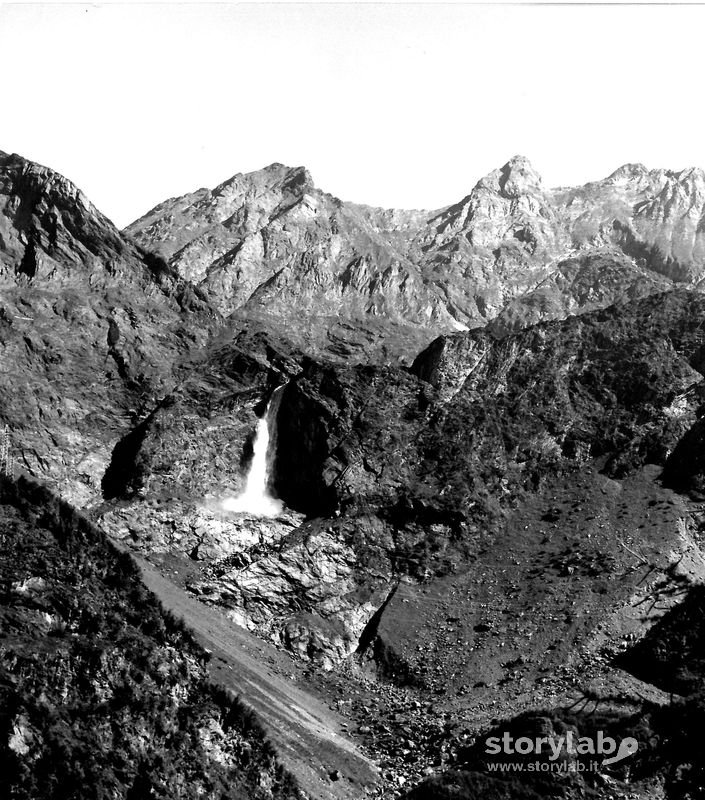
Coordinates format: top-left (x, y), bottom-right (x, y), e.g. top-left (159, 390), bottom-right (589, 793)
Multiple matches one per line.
top-left (124, 153), bottom-right (705, 360)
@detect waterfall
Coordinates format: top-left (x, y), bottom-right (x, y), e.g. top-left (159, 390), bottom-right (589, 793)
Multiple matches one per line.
top-left (221, 385), bottom-right (285, 517)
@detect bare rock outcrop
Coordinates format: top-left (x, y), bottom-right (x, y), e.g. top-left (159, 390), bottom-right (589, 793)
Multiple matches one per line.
top-left (126, 163), bottom-right (459, 356)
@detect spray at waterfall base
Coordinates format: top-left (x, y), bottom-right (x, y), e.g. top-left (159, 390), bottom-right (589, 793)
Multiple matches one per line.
top-left (221, 386), bottom-right (285, 518)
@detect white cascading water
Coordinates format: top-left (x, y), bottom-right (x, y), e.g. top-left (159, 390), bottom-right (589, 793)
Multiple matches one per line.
top-left (221, 385), bottom-right (285, 517)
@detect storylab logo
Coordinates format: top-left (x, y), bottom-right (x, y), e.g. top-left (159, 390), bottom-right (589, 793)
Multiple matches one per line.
top-left (484, 731), bottom-right (639, 773)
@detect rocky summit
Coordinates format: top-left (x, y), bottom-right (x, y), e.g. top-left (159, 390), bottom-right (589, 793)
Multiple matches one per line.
top-left (4, 148), bottom-right (705, 799)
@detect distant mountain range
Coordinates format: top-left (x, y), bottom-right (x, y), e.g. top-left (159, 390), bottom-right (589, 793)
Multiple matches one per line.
top-left (126, 154), bottom-right (705, 350)
top-left (6, 148), bottom-right (705, 363)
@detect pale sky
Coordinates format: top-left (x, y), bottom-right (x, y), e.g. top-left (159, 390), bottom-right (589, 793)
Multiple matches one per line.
top-left (1, 2), bottom-right (704, 228)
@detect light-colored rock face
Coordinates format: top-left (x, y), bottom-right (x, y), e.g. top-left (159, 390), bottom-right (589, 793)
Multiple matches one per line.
top-left (420, 155), bottom-right (565, 255)
top-left (127, 163), bottom-right (456, 335)
top-left (125, 154), bottom-right (705, 347)
top-left (555, 164), bottom-right (705, 280)
top-left (194, 526), bottom-right (374, 667)
top-left (411, 330), bottom-right (492, 402)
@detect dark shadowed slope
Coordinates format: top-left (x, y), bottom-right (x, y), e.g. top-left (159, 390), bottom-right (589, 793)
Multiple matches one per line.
top-left (0, 474), bottom-right (301, 800)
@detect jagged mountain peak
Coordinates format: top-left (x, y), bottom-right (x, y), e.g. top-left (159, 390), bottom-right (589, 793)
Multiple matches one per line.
top-left (673, 165), bottom-right (705, 187)
top-left (498, 154), bottom-right (543, 196)
top-left (0, 149), bottom-right (149, 283)
top-left (475, 154), bottom-right (544, 199)
top-left (0, 149), bottom-right (101, 223)
top-left (263, 161), bottom-right (312, 180)
top-left (606, 162), bottom-right (650, 182)
top-left (421, 154), bottom-right (560, 263)
top-left (603, 162), bottom-right (705, 191)
top-left (212, 162), bottom-right (314, 198)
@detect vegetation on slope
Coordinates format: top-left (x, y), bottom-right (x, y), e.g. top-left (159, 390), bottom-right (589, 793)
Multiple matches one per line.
top-left (0, 474), bottom-right (301, 800)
